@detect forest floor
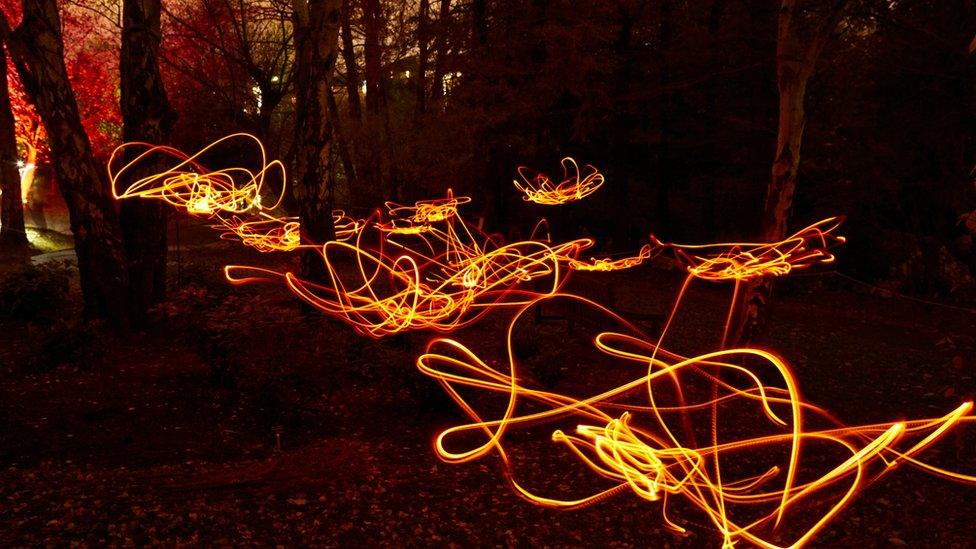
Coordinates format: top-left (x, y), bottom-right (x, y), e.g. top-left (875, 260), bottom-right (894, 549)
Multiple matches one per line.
top-left (2, 223), bottom-right (976, 547)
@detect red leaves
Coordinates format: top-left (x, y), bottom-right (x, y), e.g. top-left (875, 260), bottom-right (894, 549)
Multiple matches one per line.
top-left (5, 2), bottom-right (121, 163)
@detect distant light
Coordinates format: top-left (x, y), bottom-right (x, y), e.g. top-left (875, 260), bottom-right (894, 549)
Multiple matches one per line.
top-left (405, 70), bottom-right (411, 79)
top-left (271, 76), bottom-right (280, 83)
top-left (18, 162), bottom-right (34, 204)
top-left (251, 85), bottom-right (263, 110)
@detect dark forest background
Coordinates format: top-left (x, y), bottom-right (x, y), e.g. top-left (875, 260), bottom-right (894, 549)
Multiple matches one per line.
top-left (170, 0), bottom-right (976, 298)
top-left (0, 0), bottom-right (974, 321)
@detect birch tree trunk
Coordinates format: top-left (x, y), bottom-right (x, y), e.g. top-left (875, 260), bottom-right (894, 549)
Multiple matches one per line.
top-left (119, 0), bottom-right (176, 320)
top-left (730, 0), bottom-right (853, 346)
top-left (1, 0), bottom-right (130, 324)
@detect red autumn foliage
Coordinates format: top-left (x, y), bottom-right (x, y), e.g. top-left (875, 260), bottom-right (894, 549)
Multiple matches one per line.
top-left (2, 0), bottom-right (121, 163)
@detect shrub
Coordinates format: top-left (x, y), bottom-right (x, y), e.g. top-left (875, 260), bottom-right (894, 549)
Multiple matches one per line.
top-left (24, 318), bottom-right (103, 373)
top-left (0, 262), bottom-right (71, 322)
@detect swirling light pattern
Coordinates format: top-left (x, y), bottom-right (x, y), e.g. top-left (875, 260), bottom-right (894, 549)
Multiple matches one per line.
top-left (417, 292), bottom-right (976, 548)
top-left (109, 133), bottom-right (362, 252)
top-left (567, 243), bottom-right (656, 272)
top-left (514, 157), bottom-right (605, 205)
top-left (650, 217), bottom-right (845, 282)
top-left (225, 201), bottom-right (591, 338)
top-left (114, 134), bottom-right (975, 546)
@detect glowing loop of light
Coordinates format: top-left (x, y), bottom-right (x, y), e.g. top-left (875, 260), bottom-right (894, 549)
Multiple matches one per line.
top-left (651, 217), bottom-right (846, 282)
top-left (225, 210), bottom-right (590, 338)
top-left (514, 157), bottom-right (605, 205)
top-left (112, 134), bottom-right (976, 547)
top-left (567, 244), bottom-right (657, 272)
top-left (417, 292), bottom-right (976, 549)
top-left (109, 133), bottom-right (362, 252)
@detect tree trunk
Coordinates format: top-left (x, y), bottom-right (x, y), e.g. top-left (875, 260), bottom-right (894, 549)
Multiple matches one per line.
top-left (362, 0), bottom-right (384, 115)
top-left (702, 0), bottom-right (726, 241)
top-left (326, 83), bottom-right (357, 189)
top-left (254, 83), bottom-right (284, 142)
top-left (119, 0), bottom-right (176, 320)
top-left (657, 0), bottom-right (673, 238)
top-left (339, 0), bottom-right (362, 120)
top-left (608, 2), bottom-right (647, 248)
top-left (730, 0), bottom-right (852, 346)
top-left (471, 0), bottom-right (487, 51)
top-left (361, 0), bottom-right (398, 198)
top-left (1, 0), bottom-right (130, 324)
top-left (292, 0), bottom-right (341, 282)
top-left (415, 0), bottom-right (430, 115)
top-left (430, 0), bottom-right (450, 102)
top-left (0, 39), bottom-right (28, 250)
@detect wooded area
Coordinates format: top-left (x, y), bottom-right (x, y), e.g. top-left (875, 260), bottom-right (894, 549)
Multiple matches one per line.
top-left (0, 1), bottom-right (974, 546)
top-left (0, 0), bottom-right (973, 326)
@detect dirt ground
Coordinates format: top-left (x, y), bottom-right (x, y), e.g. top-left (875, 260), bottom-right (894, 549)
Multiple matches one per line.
top-left (1, 232), bottom-right (975, 547)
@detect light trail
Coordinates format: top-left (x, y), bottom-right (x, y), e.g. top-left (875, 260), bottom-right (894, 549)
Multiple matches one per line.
top-left (650, 217), bottom-right (846, 282)
top-left (109, 133), bottom-right (362, 252)
top-left (567, 244), bottom-right (657, 272)
top-left (514, 157), bottom-right (605, 205)
top-left (225, 204), bottom-right (591, 338)
top-left (417, 292), bottom-right (976, 548)
top-left (113, 134), bottom-right (976, 546)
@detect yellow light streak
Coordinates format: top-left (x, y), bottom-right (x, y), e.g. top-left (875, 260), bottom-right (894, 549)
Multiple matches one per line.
top-left (114, 135), bottom-right (976, 546)
top-left (514, 157), bottom-right (605, 205)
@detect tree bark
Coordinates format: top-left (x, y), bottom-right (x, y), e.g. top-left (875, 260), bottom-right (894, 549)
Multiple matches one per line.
top-left (730, 0), bottom-right (853, 346)
top-left (363, 0), bottom-right (384, 115)
top-left (702, 0), bottom-right (726, 241)
top-left (657, 0), bottom-right (673, 238)
top-left (415, 0), bottom-right (430, 115)
top-left (292, 0), bottom-right (341, 282)
top-left (361, 0), bottom-right (398, 198)
top-left (326, 83), bottom-right (357, 189)
top-left (1, 0), bottom-right (130, 324)
top-left (430, 0), bottom-right (450, 102)
top-left (0, 39), bottom-right (28, 250)
top-left (119, 0), bottom-right (176, 320)
top-left (471, 0), bottom-right (487, 51)
top-left (339, 0), bottom-right (362, 120)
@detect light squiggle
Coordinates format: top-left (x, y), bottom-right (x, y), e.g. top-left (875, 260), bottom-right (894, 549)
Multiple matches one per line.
top-left (112, 134), bottom-right (976, 546)
top-left (225, 202), bottom-right (591, 338)
top-left (109, 134), bottom-right (362, 252)
top-left (514, 157), bottom-right (605, 205)
top-left (417, 292), bottom-right (976, 549)
top-left (567, 244), bottom-right (656, 272)
top-left (651, 217), bottom-right (845, 282)
top-left (110, 133), bottom-right (287, 215)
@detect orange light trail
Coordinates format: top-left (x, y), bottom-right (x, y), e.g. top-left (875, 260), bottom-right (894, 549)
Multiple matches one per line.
top-left (567, 243), bottom-right (656, 272)
top-left (514, 157), bottom-right (605, 205)
top-left (651, 217), bottom-right (845, 282)
top-left (110, 133), bottom-right (288, 215)
top-left (109, 133), bottom-right (362, 252)
top-left (417, 292), bottom-right (976, 548)
top-left (225, 203), bottom-right (591, 338)
top-left (113, 134), bottom-right (976, 546)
